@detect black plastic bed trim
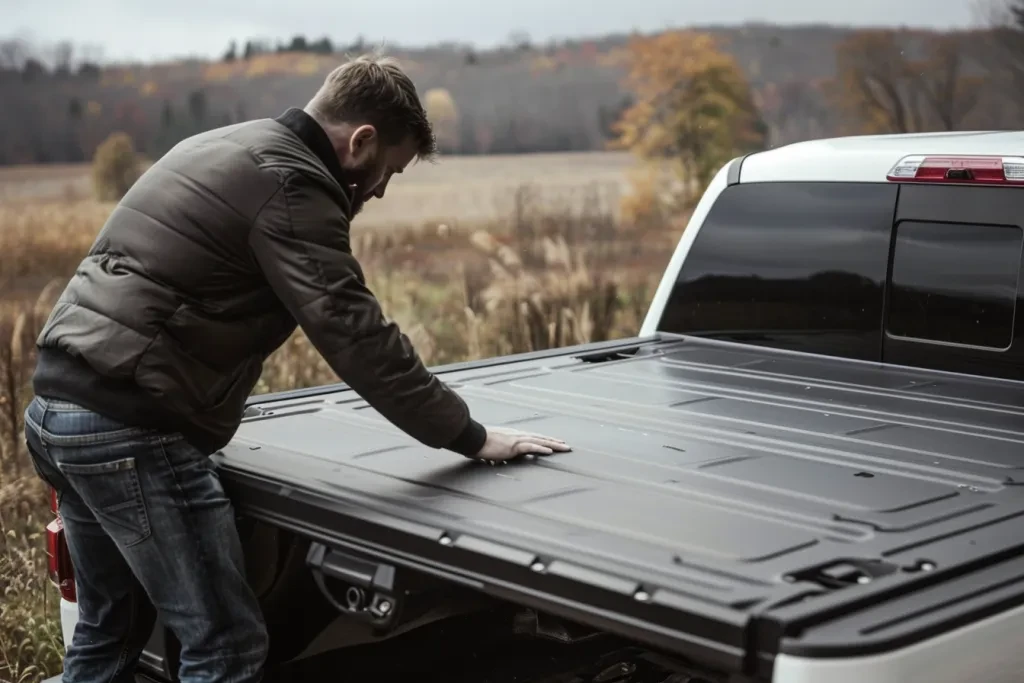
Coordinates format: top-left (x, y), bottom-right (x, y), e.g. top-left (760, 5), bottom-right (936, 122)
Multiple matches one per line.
top-left (773, 552), bottom-right (1024, 658)
top-left (726, 154), bottom-right (750, 186)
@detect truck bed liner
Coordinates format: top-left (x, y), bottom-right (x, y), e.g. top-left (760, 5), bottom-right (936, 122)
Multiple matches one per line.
top-left (217, 335), bottom-right (1024, 677)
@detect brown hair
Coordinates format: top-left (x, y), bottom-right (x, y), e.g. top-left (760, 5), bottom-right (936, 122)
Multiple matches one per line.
top-left (307, 52), bottom-right (436, 160)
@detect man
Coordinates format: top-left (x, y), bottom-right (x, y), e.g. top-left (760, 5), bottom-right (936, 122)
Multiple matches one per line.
top-left (24, 53), bottom-right (570, 683)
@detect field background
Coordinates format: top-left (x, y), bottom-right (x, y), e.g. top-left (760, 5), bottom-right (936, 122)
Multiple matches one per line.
top-left (0, 150), bottom-right (636, 226)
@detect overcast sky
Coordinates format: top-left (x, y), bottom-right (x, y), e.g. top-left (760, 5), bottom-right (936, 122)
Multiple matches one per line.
top-left (6, 0), bottom-right (980, 64)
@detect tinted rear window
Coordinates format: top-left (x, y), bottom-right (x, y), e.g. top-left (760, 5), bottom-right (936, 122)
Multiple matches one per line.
top-left (657, 182), bottom-right (897, 360)
top-left (888, 221), bottom-right (1022, 350)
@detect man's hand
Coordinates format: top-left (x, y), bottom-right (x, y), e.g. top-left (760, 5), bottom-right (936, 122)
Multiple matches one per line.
top-left (471, 426), bottom-right (571, 463)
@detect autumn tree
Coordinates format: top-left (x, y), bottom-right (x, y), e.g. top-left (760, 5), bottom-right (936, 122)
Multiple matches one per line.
top-left (834, 30), bottom-right (982, 134)
top-left (92, 132), bottom-right (142, 202)
top-left (834, 31), bottom-right (923, 133)
top-left (612, 30), bottom-right (766, 215)
top-left (597, 95), bottom-right (634, 140)
top-left (423, 88), bottom-right (460, 153)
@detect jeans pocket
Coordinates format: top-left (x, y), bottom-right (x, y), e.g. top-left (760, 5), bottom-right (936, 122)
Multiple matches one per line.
top-left (57, 457), bottom-right (152, 548)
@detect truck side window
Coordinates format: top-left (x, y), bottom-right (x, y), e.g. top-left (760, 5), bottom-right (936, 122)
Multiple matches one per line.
top-left (656, 182), bottom-right (897, 361)
top-left (887, 221), bottom-right (1023, 350)
top-left (885, 184), bottom-right (1024, 381)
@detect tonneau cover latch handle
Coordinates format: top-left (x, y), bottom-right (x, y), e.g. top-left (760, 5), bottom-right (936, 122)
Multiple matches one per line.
top-left (305, 542), bottom-right (402, 632)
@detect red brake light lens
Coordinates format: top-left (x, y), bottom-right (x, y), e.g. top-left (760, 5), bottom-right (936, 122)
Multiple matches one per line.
top-left (46, 488), bottom-right (76, 602)
top-left (887, 155), bottom-right (1024, 185)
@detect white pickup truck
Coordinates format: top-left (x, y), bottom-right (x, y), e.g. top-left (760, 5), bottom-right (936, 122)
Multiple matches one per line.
top-left (46, 130), bottom-right (1024, 683)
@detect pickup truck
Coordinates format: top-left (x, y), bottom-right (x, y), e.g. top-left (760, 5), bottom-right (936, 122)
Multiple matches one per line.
top-left (45, 131), bottom-right (1024, 683)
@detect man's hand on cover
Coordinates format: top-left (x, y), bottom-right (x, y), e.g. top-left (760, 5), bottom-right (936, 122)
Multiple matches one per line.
top-left (471, 426), bottom-right (572, 463)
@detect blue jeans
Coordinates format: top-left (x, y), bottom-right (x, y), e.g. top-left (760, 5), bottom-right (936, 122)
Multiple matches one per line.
top-left (24, 396), bottom-right (268, 683)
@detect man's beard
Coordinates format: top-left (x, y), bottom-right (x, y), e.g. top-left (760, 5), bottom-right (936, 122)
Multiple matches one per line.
top-left (339, 158), bottom-right (376, 217)
top-left (349, 189), bottom-right (366, 216)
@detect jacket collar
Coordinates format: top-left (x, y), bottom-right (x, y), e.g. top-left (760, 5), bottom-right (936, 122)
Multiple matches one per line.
top-left (274, 108), bottom-right (349, 191)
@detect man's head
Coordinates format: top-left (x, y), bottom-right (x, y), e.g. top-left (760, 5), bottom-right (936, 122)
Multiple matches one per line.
top-left (305, 53), bottom-right (436, 216)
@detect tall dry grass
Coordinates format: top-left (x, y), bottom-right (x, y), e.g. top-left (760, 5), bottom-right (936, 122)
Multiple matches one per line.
top-left (0, 284), bottom-right (66, 683)
top-left (0, 180), bottom-right (679, 681)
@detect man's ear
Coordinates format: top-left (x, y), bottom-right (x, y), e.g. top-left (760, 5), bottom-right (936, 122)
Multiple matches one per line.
top-left (349, 124), bottom-right (378, 161)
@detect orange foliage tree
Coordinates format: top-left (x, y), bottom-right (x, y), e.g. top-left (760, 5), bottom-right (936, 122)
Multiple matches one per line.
top-left (612, 30), bottom-right (766, 217)
top-left (834, 30), bottom-right (984, 134)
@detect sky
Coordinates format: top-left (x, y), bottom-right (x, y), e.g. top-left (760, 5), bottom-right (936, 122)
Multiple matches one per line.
top-left (4, 0), bottom-right (981, 64)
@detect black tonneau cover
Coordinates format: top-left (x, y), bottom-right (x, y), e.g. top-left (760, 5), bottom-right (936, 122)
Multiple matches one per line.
top-left (217, 335), bottom-right (1024, 679)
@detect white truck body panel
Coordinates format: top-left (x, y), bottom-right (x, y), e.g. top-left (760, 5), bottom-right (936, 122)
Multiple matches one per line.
top-left (740, 130), bottom-right (1024, 184)
top-left (639, 158), bottom-right (731, 337)
top-left (59, 597), bottom-right (77, 652)
top-left (773, 600), bottom-right (1024, 683)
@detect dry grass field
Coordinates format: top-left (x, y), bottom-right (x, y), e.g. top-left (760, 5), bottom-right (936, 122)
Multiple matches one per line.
top-left (0, 151), bottom-right (636, 226)
top-left (0, 150), bottom-right (682, 682)
top-left (357, 151), bottom-right (635, 228)
top-left (0, 165), bottom-right (94, 202)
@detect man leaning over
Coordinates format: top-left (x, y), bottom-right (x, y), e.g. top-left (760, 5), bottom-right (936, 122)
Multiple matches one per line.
top-left (24, 53), bottom-right (570, 683)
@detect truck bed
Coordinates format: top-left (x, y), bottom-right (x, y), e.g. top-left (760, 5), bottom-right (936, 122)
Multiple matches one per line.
top-left (217, 335), bottom-right (1024, 679)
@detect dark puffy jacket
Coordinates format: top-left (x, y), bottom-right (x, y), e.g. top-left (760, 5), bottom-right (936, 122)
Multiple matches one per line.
top-left (32, 108), bottom-right (486, 457)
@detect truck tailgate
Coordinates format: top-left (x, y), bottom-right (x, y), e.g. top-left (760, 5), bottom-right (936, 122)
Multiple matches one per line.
top-left (216, 335), bottom-right (1024, 678)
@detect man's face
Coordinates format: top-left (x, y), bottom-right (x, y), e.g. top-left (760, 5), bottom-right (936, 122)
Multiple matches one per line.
top-left (341, 126), bottom-right (418, 216)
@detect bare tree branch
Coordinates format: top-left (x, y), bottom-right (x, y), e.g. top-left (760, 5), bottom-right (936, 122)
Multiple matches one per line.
top-left (913, 35), bottom-right (981, 130)
top-left (972, 0), bottom-right (1024, 106)
top-left (835, 29), bottom-right (989, 133)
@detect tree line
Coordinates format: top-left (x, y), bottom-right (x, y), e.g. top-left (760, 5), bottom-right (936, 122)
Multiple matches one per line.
top-left (833, 17), bottom-right (1024, 132)
top-left (0, 38), bottom-right (102, 83)
top-left (1, 2), bottom-right (1022, 168)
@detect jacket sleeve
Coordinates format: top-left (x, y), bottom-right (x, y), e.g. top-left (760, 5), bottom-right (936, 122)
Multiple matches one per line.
top-left (249, 172), bottom-right (487, 456)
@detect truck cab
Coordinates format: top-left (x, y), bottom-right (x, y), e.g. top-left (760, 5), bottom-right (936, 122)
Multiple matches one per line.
top-left (645, 132), bottom-right (1024, 381)
top-left (46, 131), bottom-right (1024, 683)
